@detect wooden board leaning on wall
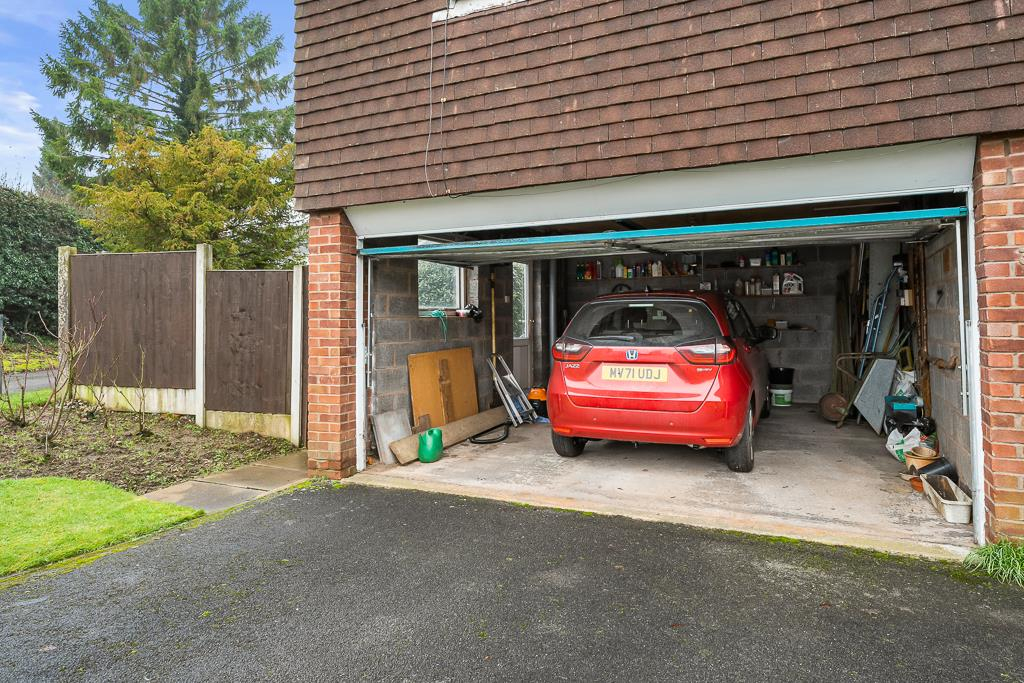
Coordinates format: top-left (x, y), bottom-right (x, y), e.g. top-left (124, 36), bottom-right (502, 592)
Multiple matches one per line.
top-left (407, 347), bottom-right (478, 430)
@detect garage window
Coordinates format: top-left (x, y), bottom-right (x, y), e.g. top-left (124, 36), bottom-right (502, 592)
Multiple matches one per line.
top-left (418, 260), bottom-right (467, 311)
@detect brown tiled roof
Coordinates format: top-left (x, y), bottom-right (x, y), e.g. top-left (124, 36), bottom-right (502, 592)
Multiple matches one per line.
top-left (294, 0), bottom-right (1024, 212)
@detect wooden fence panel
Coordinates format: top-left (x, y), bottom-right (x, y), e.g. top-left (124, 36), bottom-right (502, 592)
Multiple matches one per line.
top-left (71, 252), bottom-right (195, 389)
top-left (205, 271), bottom-right (292, 414)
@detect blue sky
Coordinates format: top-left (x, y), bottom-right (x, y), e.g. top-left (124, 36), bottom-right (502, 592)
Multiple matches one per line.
top-left (0, 0), bottom-right (296, 188)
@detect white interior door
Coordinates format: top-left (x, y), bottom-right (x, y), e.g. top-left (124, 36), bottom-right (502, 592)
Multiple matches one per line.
top-left (512, 262), bottom-right (531, 388)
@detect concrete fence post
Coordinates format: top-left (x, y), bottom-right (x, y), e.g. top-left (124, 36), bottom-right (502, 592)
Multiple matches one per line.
top-left (57, 245), bottom-right (77, 398)
top-left (194, 244), bottom-right (213, 427)
top-left (290, 264), bottom-right (304, 446)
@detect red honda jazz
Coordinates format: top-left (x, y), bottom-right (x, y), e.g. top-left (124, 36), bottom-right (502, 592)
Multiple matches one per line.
top-left (547, 291), bottom-right (774, 472)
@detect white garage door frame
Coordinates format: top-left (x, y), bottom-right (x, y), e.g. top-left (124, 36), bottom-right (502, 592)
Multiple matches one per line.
top-left (353, 208), bottom-right (987, 547)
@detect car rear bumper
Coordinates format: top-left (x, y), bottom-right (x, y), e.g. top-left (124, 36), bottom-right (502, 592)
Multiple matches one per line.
top-left (547, 391), bottom-right (747, 447)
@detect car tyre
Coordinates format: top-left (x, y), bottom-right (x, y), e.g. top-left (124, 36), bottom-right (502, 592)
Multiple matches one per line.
top-left (725, 406), bottom-right (755, 473)
top-left (552, 432), bottom-right (586, 458)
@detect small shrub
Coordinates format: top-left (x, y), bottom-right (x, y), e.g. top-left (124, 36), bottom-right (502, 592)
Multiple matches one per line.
top-left (964, 540), bottom-right (1024, 587)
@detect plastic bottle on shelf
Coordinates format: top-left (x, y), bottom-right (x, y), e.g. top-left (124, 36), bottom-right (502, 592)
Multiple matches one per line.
top-left (584, 262), bottom-right (593, 280)
top-left (734, 278), bottom-right (743, 296)
top-left (595, 259), bottom-right (603, 280)
top-left (615, 259), bottom-right (624, 278)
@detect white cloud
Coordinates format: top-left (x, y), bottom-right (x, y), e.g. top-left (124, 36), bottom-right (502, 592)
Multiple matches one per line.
top-left (0, 88), bottom-right (38, 114)
top-left (0, 2), bottom-right (68, 30)
top-left (0, 84), bottom-right (42, 188)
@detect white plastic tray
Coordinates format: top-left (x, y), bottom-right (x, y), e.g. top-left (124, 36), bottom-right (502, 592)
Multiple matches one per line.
top-left (921, 474), bottom-right (972, 524)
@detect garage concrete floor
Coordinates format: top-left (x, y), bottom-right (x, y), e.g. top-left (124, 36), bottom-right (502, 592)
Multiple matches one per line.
top-left (359, 406), bottom-right (976, 560)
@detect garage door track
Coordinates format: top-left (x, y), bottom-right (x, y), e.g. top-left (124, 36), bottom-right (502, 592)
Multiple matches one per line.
top-left (1, 484), bottom-right (1022, 681)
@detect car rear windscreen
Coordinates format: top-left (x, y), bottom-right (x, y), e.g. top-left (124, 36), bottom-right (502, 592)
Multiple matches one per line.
top-left (565, 299), bottom-right (721, 347)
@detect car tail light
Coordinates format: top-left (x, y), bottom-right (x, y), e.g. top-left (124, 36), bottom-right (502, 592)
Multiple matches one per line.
top-left (552, 339), bottom-right (592, 362)
top-left (676, 339), bottom-right (736, 365)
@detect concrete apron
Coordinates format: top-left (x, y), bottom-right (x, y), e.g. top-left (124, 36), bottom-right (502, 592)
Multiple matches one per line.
top-left (356, 408), bottom-right (976, 562)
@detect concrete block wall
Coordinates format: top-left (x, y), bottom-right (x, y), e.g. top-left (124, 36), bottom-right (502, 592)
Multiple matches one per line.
top-left (712, 247), bottom-right (846, 405)
top-left (925, 228), bottom-right (972, 490)
top-left (370, 259), bottom-right (513, 451)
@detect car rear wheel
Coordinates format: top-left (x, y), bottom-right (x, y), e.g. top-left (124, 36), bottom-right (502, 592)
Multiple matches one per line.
top-left (724, 406), bottom-right (755, 473)
top-left (552, 432), bottom-right (586, 458)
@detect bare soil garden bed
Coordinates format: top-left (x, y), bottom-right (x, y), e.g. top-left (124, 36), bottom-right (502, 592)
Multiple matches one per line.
top-left (0, 402), bottom-right (296, 494)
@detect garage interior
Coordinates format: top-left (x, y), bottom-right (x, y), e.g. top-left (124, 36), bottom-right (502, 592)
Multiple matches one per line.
top-left (357, 190), bottom-right (979, 559)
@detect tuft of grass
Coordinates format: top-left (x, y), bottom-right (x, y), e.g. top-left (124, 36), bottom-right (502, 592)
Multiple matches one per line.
top-left (0, 477), bottom-right (202, 575)
top-left (1, 388), bottom-right (53, 409)
top-left (964, 540), bottom-right (1024, 588)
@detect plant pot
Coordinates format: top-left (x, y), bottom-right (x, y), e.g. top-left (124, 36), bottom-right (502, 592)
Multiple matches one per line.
top-left (921, 474), bottom-right (972, 524)
top-left (905, 446), bottom-right (939, 471)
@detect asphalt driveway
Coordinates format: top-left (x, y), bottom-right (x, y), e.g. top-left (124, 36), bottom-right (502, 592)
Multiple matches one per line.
top-left (1, 484), bottom-right (1022, 681)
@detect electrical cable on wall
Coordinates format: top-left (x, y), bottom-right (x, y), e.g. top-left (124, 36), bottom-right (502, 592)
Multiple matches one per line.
top-left (423, 3), bottom-right (453, 197)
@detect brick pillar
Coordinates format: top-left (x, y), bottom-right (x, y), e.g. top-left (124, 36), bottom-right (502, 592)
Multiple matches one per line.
top-left (974, 134), bottom-right (1024, 540)
top-left (306, 211), bottom-right (358, 478)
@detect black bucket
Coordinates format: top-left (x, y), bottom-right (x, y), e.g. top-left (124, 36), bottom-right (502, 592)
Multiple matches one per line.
top-left (769, 367), bottom-right (795, 385)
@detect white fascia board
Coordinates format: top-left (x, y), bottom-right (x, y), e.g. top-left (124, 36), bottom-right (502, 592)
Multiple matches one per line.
top-left (345, 138), bottom-right (977, 238)
top-left (432, 0), bottom-right (526, 21)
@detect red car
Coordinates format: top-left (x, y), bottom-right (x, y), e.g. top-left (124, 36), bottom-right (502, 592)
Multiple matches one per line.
top-left (547, 291), bottom-right (775, 472)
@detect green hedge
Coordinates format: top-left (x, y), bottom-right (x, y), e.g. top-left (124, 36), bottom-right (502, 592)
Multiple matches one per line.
top-left (0, 186), bottom-right (96, 333)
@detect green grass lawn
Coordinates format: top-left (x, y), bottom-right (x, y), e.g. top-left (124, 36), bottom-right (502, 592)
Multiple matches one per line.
top-left (1, 388), bottom-right (53, 409)
top-left (0, 477), bottom-right (202, 575)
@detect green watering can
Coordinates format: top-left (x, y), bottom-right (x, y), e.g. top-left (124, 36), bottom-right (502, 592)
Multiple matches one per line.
top-left (418, 428), bottom-right (443, 463)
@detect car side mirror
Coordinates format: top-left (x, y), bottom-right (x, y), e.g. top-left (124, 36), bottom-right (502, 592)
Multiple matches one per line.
top-left (755, 325), bottom-right (778, 343)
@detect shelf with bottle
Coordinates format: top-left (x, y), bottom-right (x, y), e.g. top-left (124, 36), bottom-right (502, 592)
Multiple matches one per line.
top-left (708, 247), bottom-right (799, 269)
top-left (573, 257), bottom-right (701, 281)
top-left (705, 264), bottom-right (804, 270)
top-left (721, 270), bottom-right (806, 298)
top-left (602, 274), bottom-right (701, 280)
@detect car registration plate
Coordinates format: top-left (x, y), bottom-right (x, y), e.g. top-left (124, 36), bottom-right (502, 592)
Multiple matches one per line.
top-left (601, 364), bottom-right (668, 382)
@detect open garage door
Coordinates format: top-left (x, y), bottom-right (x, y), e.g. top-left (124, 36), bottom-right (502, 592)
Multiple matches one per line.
top-left (360, 208), bottom-right (967, 266)
top-left (358, 199), bottom-right (983, 556)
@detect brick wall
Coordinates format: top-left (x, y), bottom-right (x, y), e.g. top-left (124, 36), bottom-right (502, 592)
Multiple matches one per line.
top-left (973, 134), bottom-right (1024, 539)
top-left (294, 0), bottom-right (1024, 211)
top-left (306, 211), bottom-right (358, 478)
